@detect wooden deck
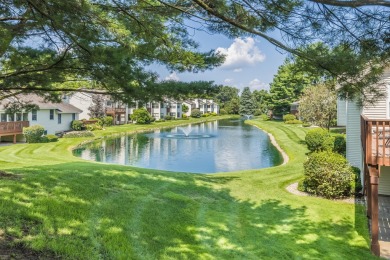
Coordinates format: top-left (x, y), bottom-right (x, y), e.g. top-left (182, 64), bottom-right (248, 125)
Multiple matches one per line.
top-left (0, 121), bottom-right (29, 143)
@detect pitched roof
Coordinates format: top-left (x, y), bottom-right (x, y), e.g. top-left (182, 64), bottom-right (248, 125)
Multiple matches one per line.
top-left (0, 94), bottom-right (82, 113)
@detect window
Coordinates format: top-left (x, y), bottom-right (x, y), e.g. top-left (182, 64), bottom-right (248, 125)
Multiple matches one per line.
top-left (177, 104), bottom-right (180, 108)
top-left (152, 103), bottom-right (159, 108)
top-left (23, 113), bottom-right (28, 121)
top-left (170, 112), bottom-right (176, 117)
top-left (32, 110), bottom-right (37, 121)
top-left (177, 112), bottom-right (181, 118)
top-left (160, 103), bottom-right (164, 108)
top-left (153, 113), bottom-right (159, 118)
top-left (72, 113), bottom-right (76, 120)
top-left (0, 114), bottom-right (6, 122)
top-left (50, 109), bottom-right (54, 120)
top-left (58, 114), bottom-right (62, 124)
top-left (106, 100), bottom-right (112, 106)
top-left (16, 113), bottom-right (22, 121)
top-left (8, 114), bottom-right (14, 121)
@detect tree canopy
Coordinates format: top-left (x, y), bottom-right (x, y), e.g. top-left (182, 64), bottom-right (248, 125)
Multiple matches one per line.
top-left (0, 0), bottom-right (224, 101)
top-left (2, 1), bottom-right (389, 103)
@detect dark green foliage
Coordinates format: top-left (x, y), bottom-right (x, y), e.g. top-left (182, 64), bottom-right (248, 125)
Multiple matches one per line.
top-left (252, 90), bottom-right (270, 115)
top-left (303, 151), bottom-right (355, 198)
top-left (182, 104), bottom-right (189, 113)
top-left (225, 97), bottom-right (240, 114)
top-left (23, 125), bottom-right (45, 143)
top-left (191, 109), bottom-right (202, 118)
top-left (305, 128), bottom-right (334, 152)
top-left (63, 131), bottom-right (94, 138)
top-left (131, 108), bottom-right (153, 124)
top-left (86, 124), bottom-right (103, 131)
top-left (71, 120), bottom-right (84, 131)
top-left (101, 116), bottom-right (113, 127)
top-left (46, 134), bottom-right (59, 142)
top-left (333, 134), bottom-right (346, 156)
top-left (283, 114), bottom-right (296, 122)
top-left (239, 87), bottom-right (256, 115)
top-left (219, 109), bottom-right (227, 115)
top-left (164, 115), bottom-right (173, 120)
top-left (351, 166), bottom-right (363, 193)
top-left (214, 86), bottom-right (240, 112)
top-left (302, 123), bottom-right (311, 127)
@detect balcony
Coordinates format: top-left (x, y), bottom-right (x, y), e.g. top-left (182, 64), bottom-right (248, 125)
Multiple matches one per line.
top-left (105, 107), bottom-right (126, 114)
top-left (0, 121), bottom-right (29, 143)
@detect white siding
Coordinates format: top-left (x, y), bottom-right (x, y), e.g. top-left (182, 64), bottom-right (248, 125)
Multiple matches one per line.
top-left (346, 101), bottom-right (363, 175)
top-left (68, 93), bottom-right (92, 120)
top-left (362, 69), bottom-right (390, 119)
top-left (29, 110), bottom-right (78, 134)
top-left (337, 98), bottom-right (347, 126)
top-left (379, 166), bottom-right (390, 195)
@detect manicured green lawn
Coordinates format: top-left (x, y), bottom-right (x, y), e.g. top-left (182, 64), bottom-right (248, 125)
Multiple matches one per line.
top-left (0, 118), bottom-right (375, 259)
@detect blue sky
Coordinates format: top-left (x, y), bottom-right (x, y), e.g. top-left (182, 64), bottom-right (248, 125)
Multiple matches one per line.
top-left (152, 29), bottom-right (288, 93)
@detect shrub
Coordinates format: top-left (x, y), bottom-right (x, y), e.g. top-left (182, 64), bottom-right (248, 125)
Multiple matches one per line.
top-left (63, 131), bottom-right (95, 138)
top-left (333, 134), bottom-right (346, 156)
top-left (219, 109), bottom-right (227, 115)
top-left (303, 151), bottom-right (355, 198)
top-left (191, 109), bottom-right (202, 118)
top-left (285, 119), bottom-right (303, 124)
top-left (71, 120), bottom-right (84, 131)
top-left (164, 115), bottom-right (173, 120)
top-left (101, 116), bottom-right (113, 126)
top-left (260, 114), bottom-right (270, 121)
top-left (86, 123), bottom-right (103, 131)
top-left (302, 122), bottom-right (311, 127)
top-left (182, 114), bottom-right (188, 119)
top-left (283, 114), bottom-right (296, 122)
top-left (201, 113), bottom-right (210, 117)
top-left (351, 166), bottom-right (363, 193)
top-left (305, 128), bottom-right (334, 152)
top-left (131, 108), bottom-right (153, 124)
top-left (210, 112), bottom-right (217, 116)
top-left (254, 110), bottom-right (263, 116)
top-left (23, 125), bottom-right (45, 143)
top-left (46, 134), bottom-right (59, 142)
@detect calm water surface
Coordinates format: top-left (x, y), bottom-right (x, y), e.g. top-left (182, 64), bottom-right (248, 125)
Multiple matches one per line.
top-left (73, 119), bottom-right (283, 173)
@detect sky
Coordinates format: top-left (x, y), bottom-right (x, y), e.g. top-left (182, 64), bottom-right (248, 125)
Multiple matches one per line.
top-left (152, 29), bottom-right (288, 93)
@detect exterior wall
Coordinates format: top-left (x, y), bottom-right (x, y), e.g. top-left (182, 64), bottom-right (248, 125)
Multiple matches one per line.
top-left (362, 69), bottom-right (390, 119)
top-left (29, 110), bottom-right (78, 134)
top-left (67, 93), bottom-right (92, 120)
top-left (337, 98), bottom-right (347, 126)
top-left (379, 166), bottom-right (390, 195)
top-left (346, 101), bottom-right (363, 175)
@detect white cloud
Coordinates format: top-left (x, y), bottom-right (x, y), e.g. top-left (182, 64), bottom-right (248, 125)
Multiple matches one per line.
top-left (224, 78), bottom-right (234, 84)
top-left (216, 37), bottom-right (266, 70)
top-left (165, 72), bottom-right (180, 81)
top-left (249, 78), bottom-right (269, 90)
top-left (233, 68), bottom-right (243, 72)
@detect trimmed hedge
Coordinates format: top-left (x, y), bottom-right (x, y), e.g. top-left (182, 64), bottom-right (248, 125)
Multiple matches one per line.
top-left (71, 120), bottom-right (83, 131)
top-left (303, 151), bottom-right (356, 198)
top-left (333, 134), bottom-right (346, 156)
top-left (23, 125), bottom-right (45, 143)
top-left (283, 114), bottom-right (296, 122)
top-left (63, 131), bottom-right (95, 138)
top-left (305, 128), bottom-right (334, 152)
top-left (131, 108), bottom-right (153, 124)
top-left (46, 134), bottom-right (59, 142)
top-left (260, 114), bottom-right (270, 121)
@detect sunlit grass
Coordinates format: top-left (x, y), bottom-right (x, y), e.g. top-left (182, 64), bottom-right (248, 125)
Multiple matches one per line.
top-left (0, 118), bottom-right (375, 259)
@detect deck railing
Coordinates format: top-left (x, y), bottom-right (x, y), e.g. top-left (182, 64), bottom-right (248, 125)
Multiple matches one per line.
top-left (361, 115), bottom-right (390, 166)
top-left (106, 107), bottom-right (126, 114)
top-left (0, 121), bottom-right (29, 135)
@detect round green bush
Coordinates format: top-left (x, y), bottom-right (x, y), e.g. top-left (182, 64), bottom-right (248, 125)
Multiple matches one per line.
top-left (71, 120), bottom-right (83, 131)
top-left (305, 128), bottom-right (334, 152)
top-left (219, 109), bottom-right (227, 115)
top-left (23, 125), bottom-right (45, 143)
top-left (46, 134), bottom-right (59, 142)
top-left (285, 119), bottom-right (303, 124)
top-left (303, 151), bottom-right (355, 198)
top-left (283, 114), bottom-right (296, 122)
top-left (164, 115), bottom-right (173, 120)
top-left (131, 108), bottom-right (153, 124)
top-left (260, 114), bottom-right (270, 121)
top-left (191, 109), bottom-right (202, 118)
top-left (333, 134), bottom-right (346, 156)
top-left (101, 116), bottom-right (113, 126)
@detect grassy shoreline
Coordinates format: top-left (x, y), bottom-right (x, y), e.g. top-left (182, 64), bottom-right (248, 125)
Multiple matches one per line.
top-left (0, 118), bottom-right (375, 259)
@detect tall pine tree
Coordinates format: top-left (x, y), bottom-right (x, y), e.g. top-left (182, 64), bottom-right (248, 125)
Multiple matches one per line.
top-left (239, 87), bottom-right (256, 116)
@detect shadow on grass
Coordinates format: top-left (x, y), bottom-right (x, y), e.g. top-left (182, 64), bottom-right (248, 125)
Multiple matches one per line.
top-left (0, 162), bottom-right (374, 259)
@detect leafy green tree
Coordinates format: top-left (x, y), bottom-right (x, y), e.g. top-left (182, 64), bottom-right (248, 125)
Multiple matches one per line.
top-left (225, 97), bottom-right (240, 115)
top-left (239, 87), bottom-right (256, 115)
top-left (299, 83), bottom-right (337, 130)
top-left (182, 104), bottom-right (189, 113)
top-left (214, 86), bottom-right (240, 109)
top-left (252, 89), bottom-right (270, 114)
top-left (269, 59), bottom-right (322, 116)
top-left (131, 108), bottom-right (153, 124)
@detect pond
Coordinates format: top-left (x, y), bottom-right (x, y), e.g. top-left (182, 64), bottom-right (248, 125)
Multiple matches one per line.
top-left (73, 119), bottom-right (283, 173)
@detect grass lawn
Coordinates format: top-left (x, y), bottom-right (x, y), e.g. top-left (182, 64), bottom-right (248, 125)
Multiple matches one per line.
top-left (0, 117), bottom-right (375, 259)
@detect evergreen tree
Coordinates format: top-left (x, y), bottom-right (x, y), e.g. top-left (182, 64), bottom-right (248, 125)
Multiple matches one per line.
top-left (88, 95), bottom-right (105, 118)
top-left (239, 87), bottom-right (256, 115)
